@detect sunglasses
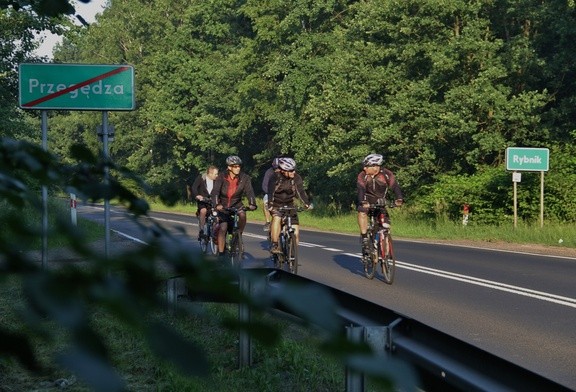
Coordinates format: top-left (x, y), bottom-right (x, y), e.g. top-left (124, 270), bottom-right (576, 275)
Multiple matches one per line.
top-left (229, 165), bottom-right (241, 168)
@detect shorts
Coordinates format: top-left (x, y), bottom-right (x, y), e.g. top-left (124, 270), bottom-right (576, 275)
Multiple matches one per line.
top-left (270, 206), bottom-right (300, 225)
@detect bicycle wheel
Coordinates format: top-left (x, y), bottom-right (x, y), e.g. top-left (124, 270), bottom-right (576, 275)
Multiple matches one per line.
top-left (208, 235), bottom-right (218, 255)
top-left (279, 234), bottom-right (291, 273)
top-left (199, 234), bottom-right (208, 253)
top-left (363, 233), bottom-right (376, 280)
top-left (286, 232), bottom-right (298, 274)
top-left (229, 232), bottom-right (241, 267)
top-left (379, 233), bottom-right (396, 284)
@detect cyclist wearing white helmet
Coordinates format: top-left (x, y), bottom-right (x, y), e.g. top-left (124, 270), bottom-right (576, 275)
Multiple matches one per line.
top-left (357, 153), bottom-right (404, 255)
top-left (211, 155), bottom-right (257, 256)
top-left (261, 157), bottom-right (280, 232)
top-left (267, 157), bottom-right (312, 255)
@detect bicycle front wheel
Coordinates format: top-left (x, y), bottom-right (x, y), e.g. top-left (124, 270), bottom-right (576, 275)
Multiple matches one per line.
top-left (199, 235), bottom-right (208, 253)
top-left (286, 233), bottom-right (298, 274)
top-left (229, 232), bottom-right (242, 267)
top-left (379, 233), bottom-right (396, 284)
top-left (363, 234), bottom-right (376, 280)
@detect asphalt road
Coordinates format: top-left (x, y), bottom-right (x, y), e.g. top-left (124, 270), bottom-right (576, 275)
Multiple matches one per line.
top-left (78, 205), bottom-right (576, 390)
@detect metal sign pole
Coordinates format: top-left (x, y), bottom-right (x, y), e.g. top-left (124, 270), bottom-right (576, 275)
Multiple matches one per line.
top-left (513, 172), bottom-right (518, 229)
top-left (41, 110), bottom-right (48, 269)
top-left (540, 171), bottom-right (544, 228)
top-left (102, 111), bottom-right (110, 260)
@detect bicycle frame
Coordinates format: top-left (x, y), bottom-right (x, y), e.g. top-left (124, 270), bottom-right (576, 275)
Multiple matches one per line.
top-left (272, 206), bottom-right (301, 274)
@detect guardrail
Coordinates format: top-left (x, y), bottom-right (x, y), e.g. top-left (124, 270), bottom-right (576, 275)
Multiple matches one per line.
top-left (167, 268), bottom-right (572, 392)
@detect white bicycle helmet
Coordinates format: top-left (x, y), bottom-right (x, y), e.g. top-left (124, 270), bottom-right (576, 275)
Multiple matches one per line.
top-left (278, 157), bottom-right (296, 171)
top-left (272, 157), bottom-right (280, 169)
top-left (362, 153), bottom-right (383, 167)
top-left (226, 155), bottom-right (242, 166)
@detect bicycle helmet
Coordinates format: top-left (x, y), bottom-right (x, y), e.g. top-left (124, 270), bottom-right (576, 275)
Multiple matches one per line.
top-left (362, 153), bottom-right (383, 167)
top-left (226, 155), bottom-right (242, 166)
top-left (271, 157), bottom-right (280, 169)
top-left (278, 157), bottom-right (296, 171)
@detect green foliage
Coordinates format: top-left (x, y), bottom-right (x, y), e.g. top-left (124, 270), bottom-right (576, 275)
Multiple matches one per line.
top-left (6, 0), bottom-right (576, 220)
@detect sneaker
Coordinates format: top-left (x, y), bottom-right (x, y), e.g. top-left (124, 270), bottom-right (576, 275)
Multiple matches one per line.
top-left (198, 229), bottom-right (204, 241)
top-left (263, 222), bottom-right (270, 232)
top-left (270, 243), bottom-right (282, 255)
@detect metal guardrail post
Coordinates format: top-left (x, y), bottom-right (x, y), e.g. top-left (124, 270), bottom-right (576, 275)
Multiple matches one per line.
top-left (238, 273), bottom-right (252, 368)
top-left (345, 326), bottom-right (365, 392)
top-left (166, 276), bottom-right (187, 314)
top-left (166, 277), bottom-right (178, 313)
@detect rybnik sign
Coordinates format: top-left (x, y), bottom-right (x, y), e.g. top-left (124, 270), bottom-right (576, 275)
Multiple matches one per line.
top-left (506, 147), bottom-right (549, 172)
top-left (19, 63), bottom-right (135, 111)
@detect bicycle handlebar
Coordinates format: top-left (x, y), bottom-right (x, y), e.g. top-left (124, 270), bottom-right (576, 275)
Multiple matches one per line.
top-left (277, 205), bottom-right (310, 213)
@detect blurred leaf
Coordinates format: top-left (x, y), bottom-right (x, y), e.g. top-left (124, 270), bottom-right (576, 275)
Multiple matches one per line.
top-left (57, 348), bottom-right (126, 392)
top-left (145, 321), bottom-right (209, 377)
top-left (0, 328), bottom-right (42, 372)
top-left (274, 283), bottom-right (340, 334)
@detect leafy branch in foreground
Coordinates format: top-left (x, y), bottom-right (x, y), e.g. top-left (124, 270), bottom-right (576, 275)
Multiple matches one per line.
top-left (0, 136), bottom-right (414, 391)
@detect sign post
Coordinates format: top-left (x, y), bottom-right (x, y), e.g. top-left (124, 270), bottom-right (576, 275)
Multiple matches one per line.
top-left (506, 147), bottom-right (549, 228)
top-left (19, 63), bottom-right (135, 263)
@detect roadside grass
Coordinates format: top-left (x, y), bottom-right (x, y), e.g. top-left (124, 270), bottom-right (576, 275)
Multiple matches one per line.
top-left (0, 275), bottom-right (359, 391)
top-left (151, 199), bottom-right (576, 249)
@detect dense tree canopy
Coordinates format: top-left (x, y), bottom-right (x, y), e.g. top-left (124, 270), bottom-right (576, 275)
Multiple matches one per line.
top-left (4, 0), bottom-right (576, 222)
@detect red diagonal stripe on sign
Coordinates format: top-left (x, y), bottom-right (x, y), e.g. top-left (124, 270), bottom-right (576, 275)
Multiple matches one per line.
top-left (22, 66), bottom-right (131, 108)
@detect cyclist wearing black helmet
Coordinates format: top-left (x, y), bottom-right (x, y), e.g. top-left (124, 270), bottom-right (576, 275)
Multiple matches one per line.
top-left (211, 155), bottom-right (257, 256)
top-left (357, 153), bottom-right (404, 255)
top-left (267, 157), bottom-right (312, 255)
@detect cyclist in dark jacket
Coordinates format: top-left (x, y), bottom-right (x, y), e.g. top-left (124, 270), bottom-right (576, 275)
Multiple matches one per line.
top-left (357, 153), bottom-right (403, 255)
top-left (211, 155), bottom-right (257, 256)
top-left (267, 157), bottom-right (311, 255)
top-left (261, 158), bottom-right (280, 232)
top-left (190, 165), bottom-right (219, 240)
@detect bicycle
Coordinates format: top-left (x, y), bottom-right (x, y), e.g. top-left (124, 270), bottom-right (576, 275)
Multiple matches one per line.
top-left (198, 201), bottom-right (218, 256)
top-left (271, 206), bottom-right (305, 275)
top-left (222, 206), bottom-right (247, 267)
top-left (362, 201), bottom-right (396, 284)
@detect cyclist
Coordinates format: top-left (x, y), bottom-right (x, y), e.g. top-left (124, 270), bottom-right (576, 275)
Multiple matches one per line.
top-left (357, 153), bottom-right (404, 255)
top-left (189, 165), bottom-right (219, 240)
top-left (211, 155), bottom-right (257, 257)
top-left (267, 157), bottom-right (312, 255)
top-left (261, 157), bottom-right (280, 232)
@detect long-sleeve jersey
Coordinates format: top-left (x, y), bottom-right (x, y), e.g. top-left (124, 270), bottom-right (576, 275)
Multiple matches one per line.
top-left (267, 172), bottom-right (310, 207)
top-left (357, 168), bottom-right (403, 205)
top-left (261, 167), bottom-right (275, 194)
top-left (211, 172), bottom-right (256, 208)
top-left (190, 174), bottom-right (213, 200)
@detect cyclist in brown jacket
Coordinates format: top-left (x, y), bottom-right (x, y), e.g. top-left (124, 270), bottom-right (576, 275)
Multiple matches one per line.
top-left (357, 153), bottom-right (404, 255)
top-left (267, 157), bottom-right (312, 255)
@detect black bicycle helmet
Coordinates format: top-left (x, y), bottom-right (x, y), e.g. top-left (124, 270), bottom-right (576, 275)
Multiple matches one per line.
top-left (226, 155), bottom-right (242, 166)
top-left (362, 153), bottom-right (383, 167)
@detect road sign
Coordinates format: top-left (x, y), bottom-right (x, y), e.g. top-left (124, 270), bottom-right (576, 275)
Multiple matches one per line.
top-left (506, 147), bottom-right (549, 171)
top-left (18, 63), bottom-right (135, 111)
